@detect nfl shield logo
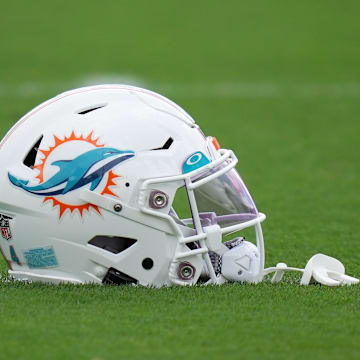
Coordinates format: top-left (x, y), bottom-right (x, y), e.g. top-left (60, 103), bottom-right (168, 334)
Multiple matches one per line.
top-left (0, 214), bottom-right (13, 240)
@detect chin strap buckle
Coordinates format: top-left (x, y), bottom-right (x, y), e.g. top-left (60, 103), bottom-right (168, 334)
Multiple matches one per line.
top-left (264, 254), bottom-right (359, 286)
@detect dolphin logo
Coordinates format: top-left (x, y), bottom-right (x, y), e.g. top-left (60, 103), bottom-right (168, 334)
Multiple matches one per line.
top-left (8, 147), bottom-right (135, 196)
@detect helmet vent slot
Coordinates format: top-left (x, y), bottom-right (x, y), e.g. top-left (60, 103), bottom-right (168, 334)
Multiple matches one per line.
top-left (102, 268), bottom-right (137, 285)
top-left (77, 103), bottom-right (107, 115)
top-left (88, 236), bottom-right (137, 254)
top-left (23, 135), bottom-right (43, 168)
top-left (151, 137), bottom-right (173, 150)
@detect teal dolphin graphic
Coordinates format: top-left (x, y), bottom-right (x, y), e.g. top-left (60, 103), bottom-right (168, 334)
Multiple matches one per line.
top-left (8, 147), bottom-right (135, 196)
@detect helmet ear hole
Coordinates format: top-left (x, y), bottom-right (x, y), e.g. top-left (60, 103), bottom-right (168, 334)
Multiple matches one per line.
top-left (142, 258), bottom-right (154, 270)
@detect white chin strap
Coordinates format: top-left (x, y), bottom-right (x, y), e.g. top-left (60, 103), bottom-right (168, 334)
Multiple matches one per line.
top-left (263, 254), bottom-right (359, 286)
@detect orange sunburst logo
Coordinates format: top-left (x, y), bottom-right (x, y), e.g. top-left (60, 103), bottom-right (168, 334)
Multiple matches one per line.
top-left (34, 131), bottom-right (120, 219)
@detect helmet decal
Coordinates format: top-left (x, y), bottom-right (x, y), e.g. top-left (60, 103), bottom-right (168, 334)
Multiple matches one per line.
top-left (182, 151), bottom-right (210, 174)
top-left (23, 246), bottom-right (58, 269)
top-left (8, 131), bottom-right (135, 219)
top-left (0, 214), bottom-right (13, 240)
top-left (9, 245), bottom-right (21, 265)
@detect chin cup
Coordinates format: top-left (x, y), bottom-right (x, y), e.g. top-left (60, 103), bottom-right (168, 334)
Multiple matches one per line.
top-left (220, 240), bottom-right (261, 283)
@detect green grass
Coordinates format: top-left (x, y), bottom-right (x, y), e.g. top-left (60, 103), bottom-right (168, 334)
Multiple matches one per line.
top-left (1, 1), bottom-right (360, 359)
top-left (0, 281), bottom-right (359, 360)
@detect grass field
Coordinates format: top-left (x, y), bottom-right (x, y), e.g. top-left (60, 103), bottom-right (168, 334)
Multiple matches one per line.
top-left (1, 1), bottom-right (360, 359)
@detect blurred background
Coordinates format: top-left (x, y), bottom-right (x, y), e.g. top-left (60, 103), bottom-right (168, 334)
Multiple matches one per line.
top-left (0, 1), bottom-right (359, 358)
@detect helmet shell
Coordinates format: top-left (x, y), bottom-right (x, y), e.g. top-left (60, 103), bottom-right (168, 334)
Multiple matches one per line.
top-left (0, 85), bottom-right (212, 286)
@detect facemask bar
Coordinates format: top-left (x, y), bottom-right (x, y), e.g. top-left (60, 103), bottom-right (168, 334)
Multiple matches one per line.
top-left (139, 149), bottom-right (266, 285)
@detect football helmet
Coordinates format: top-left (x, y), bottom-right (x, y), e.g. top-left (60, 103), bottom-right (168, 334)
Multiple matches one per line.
top-left (0, 85), bottom-right (357, 287)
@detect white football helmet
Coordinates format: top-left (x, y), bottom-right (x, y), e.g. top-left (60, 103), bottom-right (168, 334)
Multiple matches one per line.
top-left (1, 85), bottom-right (355, 287)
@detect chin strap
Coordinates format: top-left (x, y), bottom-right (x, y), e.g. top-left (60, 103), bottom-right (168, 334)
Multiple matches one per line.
top-left (264, 254), bottom-right (359, 286)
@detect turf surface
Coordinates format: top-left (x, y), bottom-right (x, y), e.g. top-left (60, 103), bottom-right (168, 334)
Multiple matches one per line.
top-left (1, 1), bottom-right (360, 359)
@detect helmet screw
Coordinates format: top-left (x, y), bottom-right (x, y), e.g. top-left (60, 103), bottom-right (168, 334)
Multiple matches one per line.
top-left (149, 191), bottom-right (169, 209)
top-left (154, 194), bottom-right (166, 207)
top-left (113, 203), bottom-right (122, 212)
top-left (177, 262), bottom-right (195, 280)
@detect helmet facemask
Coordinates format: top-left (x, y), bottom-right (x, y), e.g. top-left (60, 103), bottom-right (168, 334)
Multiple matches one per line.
top-left (140, 147), bottom-right (266, 286)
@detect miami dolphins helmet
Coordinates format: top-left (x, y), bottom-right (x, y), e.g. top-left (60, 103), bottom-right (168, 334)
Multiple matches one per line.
top-left (1, 85), bottom-right (356, 287)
